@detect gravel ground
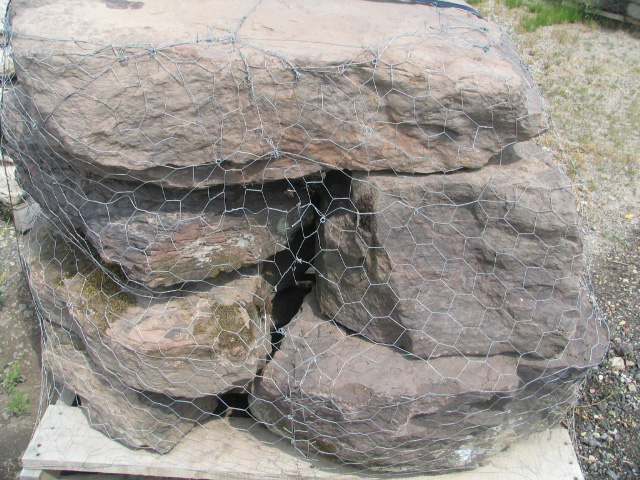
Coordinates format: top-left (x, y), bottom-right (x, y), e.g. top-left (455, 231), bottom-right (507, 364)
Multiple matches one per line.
top-left (0, 219), bottom-right (42, 480)
top-left (574, 232), bottom-right (640, 480)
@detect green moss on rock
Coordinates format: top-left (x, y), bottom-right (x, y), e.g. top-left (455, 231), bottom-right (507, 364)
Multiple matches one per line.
top-left (193, 303), bottom-right (254, 353)
top-left (80, 263), bottom-right (134, 333)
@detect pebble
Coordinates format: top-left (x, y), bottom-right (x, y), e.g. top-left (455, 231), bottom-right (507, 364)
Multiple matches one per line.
top-left (610, 357), bottom-right (625, 371)
top-left (629, 384), bottom-right (637, 393)
top-left (607, 470), bottom-right (620, 480)
top-left (582, 435), bottom-right (603, 448)
top-left (616, 343), bottom-right (633, 356)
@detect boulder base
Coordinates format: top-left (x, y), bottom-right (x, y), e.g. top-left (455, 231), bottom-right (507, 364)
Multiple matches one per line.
top-left (44, 322), bottom-right (217, 454)
top-left (251, 291), bottom-right (606, 472)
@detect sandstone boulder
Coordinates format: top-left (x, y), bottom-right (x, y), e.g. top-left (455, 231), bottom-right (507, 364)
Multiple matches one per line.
top-left (18, 151), bottom-right (314, 288)
top-left (316, 142), bottom-right (586, 359)
top-left (44, 321), bottom-right (218, 454)
top-left (251, 291), bottom-right (602, 472)
top-left (25, 218), bottom-right (274, 397)
top-left (6, 0), bottom-right (546, 188)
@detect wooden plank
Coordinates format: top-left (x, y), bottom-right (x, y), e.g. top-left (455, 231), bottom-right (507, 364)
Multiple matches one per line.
top-left (20, 469), bottom-right (60, 480)
top-left (22, 405), bottom-right (584, 480)
top-left (588, 8), bottom-right (640, 24)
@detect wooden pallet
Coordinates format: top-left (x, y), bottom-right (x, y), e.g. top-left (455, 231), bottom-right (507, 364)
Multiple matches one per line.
top-left (20, 390), bottom-right (585, 480)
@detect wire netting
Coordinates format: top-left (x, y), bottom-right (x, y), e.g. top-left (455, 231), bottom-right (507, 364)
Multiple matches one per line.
top-left (1, 0), bottom-right (608, 477)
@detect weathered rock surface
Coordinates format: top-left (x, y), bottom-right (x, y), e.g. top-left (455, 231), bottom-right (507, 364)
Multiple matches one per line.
top-left (18, 151), bottom-right (314, 288)
top-left (316, 142), bottom-right (586, 359)
top-left (0, 156), bottom-right (24, 207)
top-left (44, 321), bottom-right (217, 454)
top-left (6, 0), bottom-right (546, 187)
top-left (251, 291), bottom-right (604, 472)
top-left (25, 218), bottom-right (274, 397)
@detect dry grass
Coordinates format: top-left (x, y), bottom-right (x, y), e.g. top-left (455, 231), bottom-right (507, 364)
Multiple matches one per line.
top-left (477, 0), bottom-right (640, 255)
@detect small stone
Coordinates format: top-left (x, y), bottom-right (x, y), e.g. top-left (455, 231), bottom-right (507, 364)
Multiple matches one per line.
top-left (1, 411), bottom-right (12, 420)
top-left (582, 436), bottom-right (603, 448)
top-left (616, 343), bottom-right (633, 357)
top-left (607, 469), bottom-right (620, 480)
top-left (628, 384), bottom-right (637, 393)
top-left (610, 357), bottom-right (625, 371)
top-left (588, 454), bottom-right (596, 463)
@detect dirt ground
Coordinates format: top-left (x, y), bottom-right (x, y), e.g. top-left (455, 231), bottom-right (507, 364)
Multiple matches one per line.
top-left (0, 220), bottom-right (42, 480)
top-left (0, 5), bottom-right (639, 480)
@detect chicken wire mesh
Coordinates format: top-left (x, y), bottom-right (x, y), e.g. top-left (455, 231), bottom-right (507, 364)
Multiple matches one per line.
top-left (0, 0), bottom-right (608, 477)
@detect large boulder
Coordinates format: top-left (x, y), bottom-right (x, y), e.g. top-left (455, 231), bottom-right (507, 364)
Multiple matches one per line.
top-left (316, 142), bottom-right (588, 359)
top-left (25, 218), bottom-right (274, 397)
top-left (5, 0), bottom-right (546, 188)
top-left (18, 150), bottom-right (314, 288)
top-left (44, 321), bottom-right (218, 454)
top-left (251, 291), bottom-right (606, 472)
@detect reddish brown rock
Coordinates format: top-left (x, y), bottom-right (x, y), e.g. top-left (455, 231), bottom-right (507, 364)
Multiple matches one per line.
top-left (316, 142), bottom-right (587, 360)
top-left (251, 291), bottom-right (605, 472)
top-left (25, 218), bottom-right (274, 397)
top-left (44, 322), bottom-right (217, 454)
top-left (6, 0), bottom-right (546, 188)
top-left (18, 152), bottom-right (314, 289)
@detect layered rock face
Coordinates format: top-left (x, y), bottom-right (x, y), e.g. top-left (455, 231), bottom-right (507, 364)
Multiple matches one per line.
top-left (4, 0), bottom-right (606, 473)
top-left (6, 0), bottom-right (546, 188)
top-left (251, 291), bottom-right (604, 472)
top-left (25, 219), bottom-right (274, 398)
top-left (43, 321), bottom-right (218, 454)
top-left (315, 143), bottom-right (587, 360)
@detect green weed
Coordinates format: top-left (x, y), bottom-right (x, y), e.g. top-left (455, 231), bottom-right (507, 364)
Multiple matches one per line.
top-left (6, 392), bottom-right (29, 415)
top-left (521, 3), bottom-right (585, 31)
top-left (2, 361), bottom-right (24, 392)
top-left (502, 0), bottom-right (587, 31)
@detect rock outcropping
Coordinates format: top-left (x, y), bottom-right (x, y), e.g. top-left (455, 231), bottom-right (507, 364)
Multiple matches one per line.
top-left (4, 0), bottom-right (606, 473)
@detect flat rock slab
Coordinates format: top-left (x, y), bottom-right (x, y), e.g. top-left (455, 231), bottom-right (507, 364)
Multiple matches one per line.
top-left (19, 152), bottom-right (314, 288)
top-left (25, 218), bottom-right (274, 397)
top-left (6, 0), bottom-right (545, 187)
top-left (22, 405), bottom-right (584, 480)
top-left (316, 142), bottom-right (591, 360)
top-left (250, 291), bottom-right (601, 473)
top-left (43, 322), bottom-right (218, 454)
